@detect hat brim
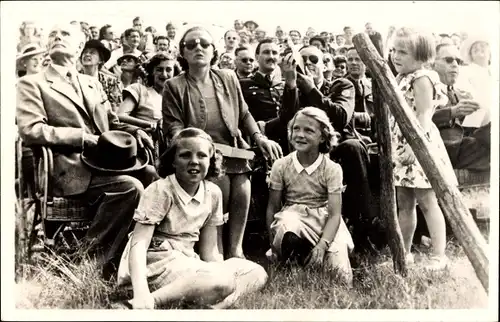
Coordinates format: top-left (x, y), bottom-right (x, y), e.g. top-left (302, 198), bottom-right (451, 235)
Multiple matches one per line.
top-left (117, 55), bottom-right (140, 66)
top-left (81, 150), bottom-right (149, 173)
top-left (16, 48), bottom-right (47, 63)
top-left (81, 42), bottom-right (111, 63)
top-left (244, 21), bottom-right (259, 28)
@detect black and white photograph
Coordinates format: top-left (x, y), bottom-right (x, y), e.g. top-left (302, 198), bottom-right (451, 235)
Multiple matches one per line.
top-left (1, 1), bottom-right (498, 321)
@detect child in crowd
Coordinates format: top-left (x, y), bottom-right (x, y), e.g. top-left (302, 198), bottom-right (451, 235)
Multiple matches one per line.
top-left (266, 107), bottom-right (354, 286)
top-left (115, 128), bottom-right (267, 309)
top-left (390, 27), bottom-right (457, 270)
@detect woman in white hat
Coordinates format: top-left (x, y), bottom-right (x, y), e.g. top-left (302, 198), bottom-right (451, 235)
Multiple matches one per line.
top-left (456, 35), bottom-right (492, 127)
top-left (16, 43), bottom-right (46, 78)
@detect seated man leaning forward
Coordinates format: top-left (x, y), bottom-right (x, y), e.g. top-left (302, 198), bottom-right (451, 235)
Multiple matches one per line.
top-left (16, 23), bottom-right (159, 276)
top-left (432, 43), bottom-right (490, 172)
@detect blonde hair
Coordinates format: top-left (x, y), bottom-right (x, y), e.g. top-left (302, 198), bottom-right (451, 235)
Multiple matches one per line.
top-left (287, 107), bottom-right (337, 154)
top-left (393, 27), bottom-right (436, 63)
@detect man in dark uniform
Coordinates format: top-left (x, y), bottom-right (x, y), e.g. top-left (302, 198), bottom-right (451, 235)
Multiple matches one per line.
top-left (264, 46), bottom-right (383, 255)
top-left (239, 39), bottom-right (286, 251)
top-left (240, 38), bottom-right (284, 123)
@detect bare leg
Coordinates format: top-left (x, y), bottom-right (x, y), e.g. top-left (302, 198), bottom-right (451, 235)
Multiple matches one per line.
top-left (212, 175), bottom-right (230, 257)
top-left (211, 258), bottom-right (268, 309)
top-left (415, 189), bottom-right (446, 257)
top-left (396, 186), bottom-right (417, 254)
top-left (151, 270), bottom-right (235, 307)
top-left (324, 243), bottom-right (353, 287)
top-left (227, 174), bottom-right (251, 258)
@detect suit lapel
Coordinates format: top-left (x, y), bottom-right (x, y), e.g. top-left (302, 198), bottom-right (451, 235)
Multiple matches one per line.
top-left (45, 65), bottom-right (90, 118)
top-left (78, 74), bottom-right (96, 119)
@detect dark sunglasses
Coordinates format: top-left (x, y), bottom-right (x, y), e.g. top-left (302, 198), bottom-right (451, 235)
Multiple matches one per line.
top-left (183, 38), bottom-right (212, 50)
top-left (302, 54), bottom-right (319, 64)
top-left (241, 58), bottom-right (255, 63)
top-left (442, 56), bottom-right (463, 65)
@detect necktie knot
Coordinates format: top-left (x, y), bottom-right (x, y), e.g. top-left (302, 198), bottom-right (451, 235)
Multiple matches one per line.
top-left (265, 74), bottom-right (272, 85)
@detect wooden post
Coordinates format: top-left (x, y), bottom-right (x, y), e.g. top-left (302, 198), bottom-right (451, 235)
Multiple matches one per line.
top-left (353, 33), bottom-right (489, 292)
top-left (372, 78), bottom-right (408, 276)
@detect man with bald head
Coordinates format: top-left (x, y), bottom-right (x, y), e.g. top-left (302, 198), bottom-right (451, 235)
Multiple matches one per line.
top-left (16, 23), bottom-right (158, 278)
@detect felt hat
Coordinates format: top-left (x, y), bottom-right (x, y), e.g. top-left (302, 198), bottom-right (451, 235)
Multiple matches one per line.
top-left (81, 131), bottom-right (149, 173)
top-left (80, 39), bottom-right (111, 63)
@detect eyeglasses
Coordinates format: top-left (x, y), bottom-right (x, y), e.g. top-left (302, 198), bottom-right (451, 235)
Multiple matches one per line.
top-left (183, 38), bottom-right (212, 50)
top-left (442, 56), bottom-right (463, 65)
top-left (241, 58), bottom-right (255, 63)
top-left (302, 54), bottom-right (319, 64)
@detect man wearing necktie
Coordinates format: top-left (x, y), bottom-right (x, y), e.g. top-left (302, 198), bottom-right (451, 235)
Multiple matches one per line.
top-left (16, 23), bottom-right (159, 278)
top-left (345, 47), bottom-right (374, 142)
top-left (432, 43), bottom-right (490, 171)
top-left (239, 38), bottom-right (284, 124)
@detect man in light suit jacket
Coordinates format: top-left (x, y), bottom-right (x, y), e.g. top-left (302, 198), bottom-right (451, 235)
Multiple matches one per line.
top-left (16, 23), bottom-right (158, 277)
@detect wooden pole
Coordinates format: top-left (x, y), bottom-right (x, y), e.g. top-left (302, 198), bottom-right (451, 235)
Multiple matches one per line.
top-left (352, 33), bottom-right (489, 292)
top-left (365, 33), bottom-right (407, 275)
top-left (372, 77), bottom-right (408, 276)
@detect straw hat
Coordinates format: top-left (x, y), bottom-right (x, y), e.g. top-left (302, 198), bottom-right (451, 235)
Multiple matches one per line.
top-left (16, 43), bottom-right (46, 64)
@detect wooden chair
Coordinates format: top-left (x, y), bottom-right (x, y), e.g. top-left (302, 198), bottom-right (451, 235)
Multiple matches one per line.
top-left (24, 143), bottom-right (155, 255)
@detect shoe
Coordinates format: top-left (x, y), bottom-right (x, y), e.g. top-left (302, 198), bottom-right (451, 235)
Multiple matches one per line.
top-left (405, 253), bottom-right (415, 265)
top-left (424, 255), bottom-right (448, 271)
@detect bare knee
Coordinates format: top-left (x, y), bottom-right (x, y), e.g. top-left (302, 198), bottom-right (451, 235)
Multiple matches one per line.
top-left (212, 274), bottom-right (236, 299)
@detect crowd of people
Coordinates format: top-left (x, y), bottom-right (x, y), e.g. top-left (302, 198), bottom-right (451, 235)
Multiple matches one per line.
top-left (15, 17), bottom-right (492, 309)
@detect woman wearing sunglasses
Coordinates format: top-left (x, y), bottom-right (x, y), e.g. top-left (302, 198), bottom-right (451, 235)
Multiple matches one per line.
top-left (163, 26), bottom-right (283, 259)
top-left (118, 53), bottom-right (179, 131)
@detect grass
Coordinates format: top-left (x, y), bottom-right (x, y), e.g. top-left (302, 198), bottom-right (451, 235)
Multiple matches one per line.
top-left (15, 238), bottom-right (489, 310)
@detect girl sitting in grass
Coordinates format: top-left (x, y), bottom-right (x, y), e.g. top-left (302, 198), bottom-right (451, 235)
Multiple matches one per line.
top-left (114, 128), bottom-right (267, 309)
top-left (266, 107), bottom-right (354, 286)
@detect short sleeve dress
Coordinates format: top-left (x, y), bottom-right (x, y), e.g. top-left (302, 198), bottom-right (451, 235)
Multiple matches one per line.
top-left (390, 69), bottom-right (458, 188)
top-left (116, 175), bottom-right (224, 290)
top-left (120, 83), bottom-right (163, 123)
top-left (268, 152), bottom-right (354, 255)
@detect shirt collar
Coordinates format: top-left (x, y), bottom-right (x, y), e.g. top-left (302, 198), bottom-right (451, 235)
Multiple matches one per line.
top-left (51, 63), bottom-right (78, 79)
top-left (170, 175), bottom-right (205, 205)
top-left (291, 151), bottom-right (323, 175)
